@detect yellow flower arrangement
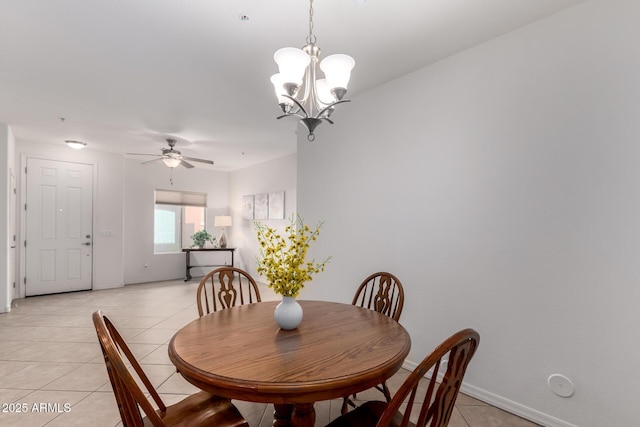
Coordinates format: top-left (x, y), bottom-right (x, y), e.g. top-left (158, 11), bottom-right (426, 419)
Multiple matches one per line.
top-left (255, 215), bottom-right (330, 298)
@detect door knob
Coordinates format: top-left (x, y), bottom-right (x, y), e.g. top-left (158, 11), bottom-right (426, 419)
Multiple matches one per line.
top-left (82, 242), bottom-right (91, 246)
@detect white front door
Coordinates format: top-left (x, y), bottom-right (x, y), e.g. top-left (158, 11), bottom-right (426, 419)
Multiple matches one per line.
top-left (25, 158), bottom-right (93, 296)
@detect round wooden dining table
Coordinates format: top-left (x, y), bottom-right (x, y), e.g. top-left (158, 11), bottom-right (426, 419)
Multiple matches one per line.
top-left (168, 300), bottom-right (411, 427)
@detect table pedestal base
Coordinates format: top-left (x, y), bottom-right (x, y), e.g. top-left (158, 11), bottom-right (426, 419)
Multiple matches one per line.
top-left (273, 403), bottom-right (316, 427)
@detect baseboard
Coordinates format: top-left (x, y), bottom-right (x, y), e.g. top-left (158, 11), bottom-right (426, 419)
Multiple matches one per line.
top-left (92, 282), bottom-right (125, 290)
top-left (460, 383), bottom-right (578, 427)
top-left (401, 361), bottom-right (577, 427)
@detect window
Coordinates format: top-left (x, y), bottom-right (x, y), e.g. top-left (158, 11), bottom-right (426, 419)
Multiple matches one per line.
top-left (154, 190), bottom-right (207, 254)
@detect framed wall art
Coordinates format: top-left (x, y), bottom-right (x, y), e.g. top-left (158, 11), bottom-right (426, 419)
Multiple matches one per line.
top-left (254, 193), bottom-right (269, 220)
top-left (268, 191), bottom-right (285, 219)
top-left (242, 195), bottom-right (254, 220)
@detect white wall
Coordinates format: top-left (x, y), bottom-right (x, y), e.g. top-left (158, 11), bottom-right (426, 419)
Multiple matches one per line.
top-left (123, 158), bottom-right (230, 283)
top-left (298, 1), bottom-right (639, 426)
top-left (229, 154), bottom-right (297, 277)
top-left (0, 123), bottom-right (15, 312)
top-left (15, 140), bottom-right (125, 292)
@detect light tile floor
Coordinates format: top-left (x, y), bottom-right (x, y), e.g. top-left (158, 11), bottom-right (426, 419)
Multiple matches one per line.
top-left (0, 279), bottom-right (539, 427)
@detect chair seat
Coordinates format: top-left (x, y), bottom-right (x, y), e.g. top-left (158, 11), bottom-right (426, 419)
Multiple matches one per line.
top-left (143, 392), bottom-right (247, 427)
top-left (328, 401), bottom-right (408, 427)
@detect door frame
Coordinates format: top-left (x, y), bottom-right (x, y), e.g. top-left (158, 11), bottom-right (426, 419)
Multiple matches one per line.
top-left (18, 154), bottom-right (98, 298)
top-left (9, 169), bottom-right (17, 304)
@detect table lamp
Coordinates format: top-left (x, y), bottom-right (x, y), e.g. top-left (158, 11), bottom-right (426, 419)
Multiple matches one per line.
top-left (214, 215), bottom-right (232, 248)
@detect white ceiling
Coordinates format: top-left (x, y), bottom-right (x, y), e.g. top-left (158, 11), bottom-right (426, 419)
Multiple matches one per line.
top-left (0, 0), bottom-right (585, 171)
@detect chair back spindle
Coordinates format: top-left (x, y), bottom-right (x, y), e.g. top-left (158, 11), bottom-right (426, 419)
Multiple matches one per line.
top-left (94, 310), bottom-right (249, 427)
top-left (328, 329), bottom-right (479, 427)
top-left (352, 272), bottom-right (404, 321)
top-left (197, 267), bottom-right (261, 317)
top-left (94, 311), bottom-right (172, 426)
top-left (380, 328), bottom-right (480, 427)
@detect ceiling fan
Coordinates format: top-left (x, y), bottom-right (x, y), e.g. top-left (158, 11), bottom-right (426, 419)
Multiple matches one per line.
top-left (127, 138), bottom-right (214, 169)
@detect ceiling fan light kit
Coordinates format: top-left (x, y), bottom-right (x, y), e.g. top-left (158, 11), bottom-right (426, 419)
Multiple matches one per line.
top-left (162, 157), bottom-right (182, 168)
top-left (271, 0), bottom-right (355, 141)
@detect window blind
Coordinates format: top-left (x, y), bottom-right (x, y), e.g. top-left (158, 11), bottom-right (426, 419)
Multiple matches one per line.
top-left (155, 189), bottom-right (207, 207)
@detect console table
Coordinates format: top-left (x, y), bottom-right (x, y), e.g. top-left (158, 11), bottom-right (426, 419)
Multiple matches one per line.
top-left (181, 248), bottom-right (235, 281)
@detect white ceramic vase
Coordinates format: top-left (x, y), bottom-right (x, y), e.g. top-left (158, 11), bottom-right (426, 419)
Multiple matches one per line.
top-left (274, 296), bottom-right (303, 330)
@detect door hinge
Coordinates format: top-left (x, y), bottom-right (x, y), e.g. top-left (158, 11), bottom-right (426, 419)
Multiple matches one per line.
top-left (24, 277), bottom-right (26, 285)
top-left (24, 203), bottom-right (27, 211)
top-left (24, 240), bottom-right (27, 248)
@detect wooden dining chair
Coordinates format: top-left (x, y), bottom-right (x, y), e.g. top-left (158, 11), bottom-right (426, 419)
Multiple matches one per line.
top-left (93, 310), bottom-right (249, 427)
top-left (342, 272), bottom-right (405, 413)
top-left (329, 328), bottom-right (480, 427)
top-left (352, 272), bottom-right (404, 321)
top-left (196, 267), bottom-right (262, 317)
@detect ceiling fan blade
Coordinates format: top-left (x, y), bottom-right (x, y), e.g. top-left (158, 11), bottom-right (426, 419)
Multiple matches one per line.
top-left (127, 153), bottom-right (162, 157)
top-left (141, 158), bottom-right (165, 165)
top-left (182, 156), bottom-right (214, 165)
top-left (179, 160), bottom-right (195, 169)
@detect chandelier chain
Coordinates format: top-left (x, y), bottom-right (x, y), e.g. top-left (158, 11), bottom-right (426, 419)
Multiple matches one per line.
top-left (306, 0), bottom-right (316, 44)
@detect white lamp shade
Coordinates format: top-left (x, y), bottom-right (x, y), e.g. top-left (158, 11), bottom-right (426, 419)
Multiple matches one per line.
top-left (162, 158), bottom-right (181, 168)
top-left (320, 54), bottom-right (355, 89)
top-left (274, 47), bottom-right (310, 85)
top-left (214, 215), bottom-right (232, 227)
top-left (315, 79), bottom-right (334, 105)
top-left (271, 73), bottom-right (293, 105)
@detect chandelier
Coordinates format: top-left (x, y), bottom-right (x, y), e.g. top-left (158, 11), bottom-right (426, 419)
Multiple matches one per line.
top-left (271, 0), bottom-right (355, 141)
